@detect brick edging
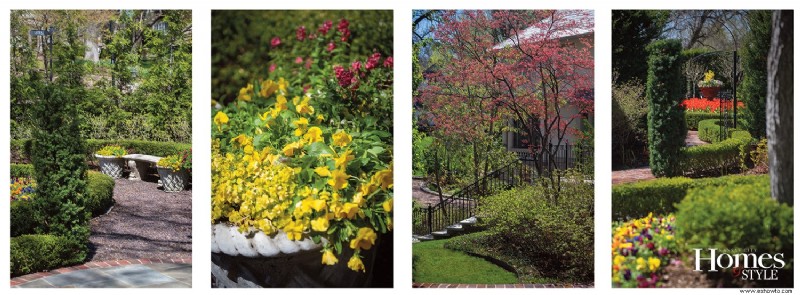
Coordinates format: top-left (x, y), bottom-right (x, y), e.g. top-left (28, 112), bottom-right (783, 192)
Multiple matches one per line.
top-left (10, 257), bottom-right (192, 287)
top-left (412, 282), bottom-right (594, 288)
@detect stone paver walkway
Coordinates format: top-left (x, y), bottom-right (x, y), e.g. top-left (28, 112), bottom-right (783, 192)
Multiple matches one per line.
top-left (12, 259), bottom-right (191, 288)
top-left (612, 130), bottom-right (710, 185)
top-left (413, 282), bottom-right (593, 288)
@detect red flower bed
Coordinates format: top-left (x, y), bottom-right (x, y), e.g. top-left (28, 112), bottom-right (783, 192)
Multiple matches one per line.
top-left (681, 98), bottom-right (744, 113)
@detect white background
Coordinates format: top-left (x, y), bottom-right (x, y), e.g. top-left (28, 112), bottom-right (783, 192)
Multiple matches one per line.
top-left (0, 1), bottom-right (797, 294)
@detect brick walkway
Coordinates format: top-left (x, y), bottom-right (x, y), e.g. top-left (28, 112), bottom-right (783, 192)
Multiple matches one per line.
top-left (11, 258), bottom-right (191, 288)
top-left (413, 282), bottom-right (593, 288)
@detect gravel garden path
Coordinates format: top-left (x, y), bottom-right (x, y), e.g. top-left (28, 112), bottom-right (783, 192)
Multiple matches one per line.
top-left (88, 178), bottom-right (192, 261)
top-left (412, 178), bottom-right (447, 206)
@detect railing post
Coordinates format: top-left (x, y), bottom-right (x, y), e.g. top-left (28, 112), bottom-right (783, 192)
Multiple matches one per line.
top-left (427, 205), bottom-right (433, 234)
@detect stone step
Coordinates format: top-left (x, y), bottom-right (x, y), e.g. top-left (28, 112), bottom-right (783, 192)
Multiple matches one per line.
top-left (431, 230), bottom-right (450, 239)
top-left (412, 235), bottom-right (434, 242)
top-left (446, 224), bottom-right (464, 232)
top-left (459, 217), bottom-right (478, 226)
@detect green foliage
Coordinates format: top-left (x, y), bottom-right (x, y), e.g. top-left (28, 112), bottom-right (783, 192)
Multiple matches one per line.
top-left (157, 153), bottom-right (189, 172)
top-left (612, 10), bottom-right (669, 84)
top-left (30, 83), bottom-right (90, 247)
top-left (12, 171), bottom-right (114, 237)
top-left (612, 77), bottom-right (648, 168)
top-left (11, 11), bottom-right (192, 143)
top-left (85, 171), bottom-right (115, 217)
top-left (479, 175), bottom-right (594, 282)
top-left (685, 111), bottom-right (720, 130)
top-left (11, 164), bottom-right (34, 178)
top-left (675, 176), bottom-right (793, 264)
top-left (612, 174), bottom-right (769, 221)
top-left (646, 39), bottom-right (686, 177)
top-left (740, 10), bottom-right (771, 139)
top-left (96, 145), bottom-right (128, 157)
top-left (697, 119), bottom-right (747, 143)
top-left (412, 127), bottom-right (433, 176)
top-left (11, 234), bottom-right (86, 277)
top-left (212, 10), bottom-right (393, 103)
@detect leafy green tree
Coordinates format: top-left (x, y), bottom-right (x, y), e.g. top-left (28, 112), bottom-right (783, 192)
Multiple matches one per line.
top-left (646, 39), bottom-right (686, 177)
top-left (740, 10), bottom-right (771, 139)
top-left (612, 10), bottom-right (669, 84)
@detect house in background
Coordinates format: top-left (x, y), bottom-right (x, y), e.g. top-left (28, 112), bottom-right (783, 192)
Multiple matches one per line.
top-left (494, 10), bottom-right (595, 169)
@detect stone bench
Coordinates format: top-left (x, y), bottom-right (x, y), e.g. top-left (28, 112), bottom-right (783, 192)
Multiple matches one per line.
top-left (122, 154), bottom-right (162, 181)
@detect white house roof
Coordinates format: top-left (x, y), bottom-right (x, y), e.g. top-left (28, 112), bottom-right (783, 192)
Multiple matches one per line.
top-left (493, 10), bottom-right (594, 50)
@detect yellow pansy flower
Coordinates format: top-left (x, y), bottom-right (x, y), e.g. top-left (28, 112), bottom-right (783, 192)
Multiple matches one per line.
top-left (327, 169), bottom-right (349, 190)
top-left (342, 202), bottom-right (360, 219)
top-left (277, 77), bottom-right (288, 93)
top-left (648, 257), bottom-right (661, 272)
top-left (349, 227), bottom-right (377, 250)
top-left (282, 141), bottom-right (304, 157)
top-left (334, 150), bottom-right (355, 169)
top-left (295, 95), bottom-right (315, 115)
top-left (347, 255), bottom-right (365, 272)
top-left (332, 130), bottom-right (352, 147)
top-left (260, 79), bottom-right (279, 98)
top-left (371, 168), bottom-right (393, 190)
top-left (636, 257), bottom-right (646, 271)
top-left (382, 198), bottom-right (393, 212)
top-left (314, 166), bottom-right (331, 177)
top-left (321, 249), bottom-right (338, 265)
top-left (304, 127), bottom-right (323, 143)
top-left (285, 221), bottom-right (304, 241)
top-left (213, 111), bottom-right (229, 131)
top-left (311, 217), bottom-right (330, 232)
top-left (238, 83), bottom-right (254, 101)
top-left (293, 117), bottom-right (309, 136)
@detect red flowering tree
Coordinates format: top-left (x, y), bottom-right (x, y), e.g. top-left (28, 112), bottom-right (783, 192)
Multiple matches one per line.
top-left (418, 10), bottom-right (594, 192)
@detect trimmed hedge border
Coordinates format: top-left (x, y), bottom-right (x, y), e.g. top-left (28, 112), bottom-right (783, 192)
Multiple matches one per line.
top-left (10, 234), bottom-right (86, 277)
top-left (685, 111), bottom-right (720, 130)
top-left (680, 119), bottom-right (753, 176)
top-left (11, 139), bottom-right (190, 163)
top-left (612, 174), bottom-right (769, 221)
top-left (11, 165), bottom-right (115, 236)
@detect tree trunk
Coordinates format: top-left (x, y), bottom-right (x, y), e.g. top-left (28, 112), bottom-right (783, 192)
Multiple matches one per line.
top-left (767, 10), bottom-right (793, 205)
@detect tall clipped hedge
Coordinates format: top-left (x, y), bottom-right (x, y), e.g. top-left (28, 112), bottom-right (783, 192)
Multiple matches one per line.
top-left (740, 10), bottom-right (772, 139)
top-left (11, 138), bottom-right (191, 164)
top-left (646, 39), bottom-right (686, 177)
top-left (30, 84), bottom-right (90, 251)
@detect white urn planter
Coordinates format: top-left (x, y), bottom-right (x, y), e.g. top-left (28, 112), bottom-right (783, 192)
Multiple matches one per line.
top-left (95, 154), bottom-right (126, 179)
top-left (156, 166), bottom-right (189, 193)
top-left (210, 223), bottom-right (378, 288)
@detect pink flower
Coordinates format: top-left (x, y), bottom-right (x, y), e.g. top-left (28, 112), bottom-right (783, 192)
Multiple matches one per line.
top-left (295, 56), bottom-right (304, 64)
top-left (269, 64), bottom-right (276, 73)
top-left (351, 60), bottom-right (362, 72)
top-left (318, 20), bottom-right (333, 35)
top-left (337, 19), bottom-right (349, 32)
top-left (383, 56), bottom-right (393, 68)
top-left (366, 53), bottom-right (381, 70)
top-left (270, 37), bottom-right (281, 48)
top-left (327, 42), bottom-right (336, 52)
top-left (340, 29), bottom-right (351, 42)
top-left (334, 65), bottom-right (355, 88)
top-left (296, 26), bottom-right (307, 41)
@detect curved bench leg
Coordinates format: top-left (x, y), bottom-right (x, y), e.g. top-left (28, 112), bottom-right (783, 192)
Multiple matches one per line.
top-left (128, 160), bottom-right (141, 181)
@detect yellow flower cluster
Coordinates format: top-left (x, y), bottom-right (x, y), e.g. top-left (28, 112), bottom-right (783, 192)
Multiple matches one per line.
top-left (213, 77), bottom-right (393, 272)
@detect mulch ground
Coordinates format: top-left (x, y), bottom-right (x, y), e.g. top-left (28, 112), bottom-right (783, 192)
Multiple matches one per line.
top-left (87, 177), bottom-right (192, 261)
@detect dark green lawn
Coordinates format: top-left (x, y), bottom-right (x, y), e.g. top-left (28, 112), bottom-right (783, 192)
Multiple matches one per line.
top-left (412, 239), bottom-right (517, 284)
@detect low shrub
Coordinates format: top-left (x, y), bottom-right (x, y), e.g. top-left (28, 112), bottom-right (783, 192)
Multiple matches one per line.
top-left (675, 177), bottom-right (793, 285)
top-left (11, 171), bottom-right (115, 237)
top-left (697, 119), bottom-right (749, 143)
top-left (10, 234), bottom-right (86, 277)
top-left (679, 135), bottom-right (750, 176)
top-left (479, 175), bottom-right (594, 282)
top-left (685, 111), bottom-right (719, 130)
top-left (612, 174), bottom-right (769, 221)
top-left (85, 171), bottom-right (115, 216)
top-left (10, 163), bottom-right (34, 178)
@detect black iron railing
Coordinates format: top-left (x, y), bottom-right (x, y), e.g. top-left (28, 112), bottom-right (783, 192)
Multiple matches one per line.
top-left (512, 144), bottom-right (593, 171)
top-left (413, 160), bottom-right (538, 236)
